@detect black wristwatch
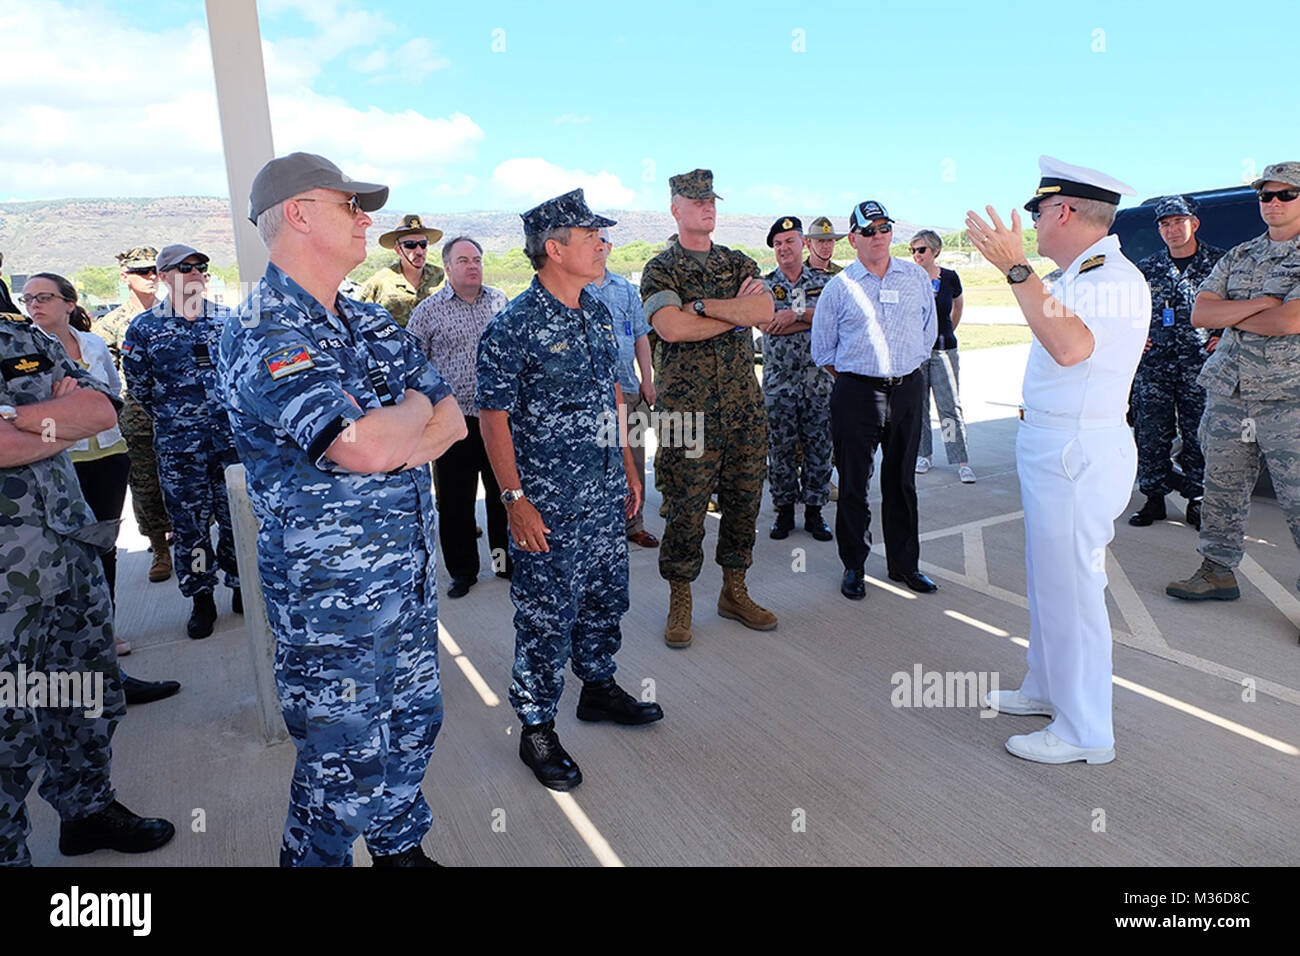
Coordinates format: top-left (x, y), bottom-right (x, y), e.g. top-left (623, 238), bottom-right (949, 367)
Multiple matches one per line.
top-left (1006, 264), bottom-right (1033, 285)
top-left (692, 299), bottom-right (707, 316)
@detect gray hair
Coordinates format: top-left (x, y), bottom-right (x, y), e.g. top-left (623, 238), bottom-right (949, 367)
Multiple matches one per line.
top-left (441, 235), bottom-right (483, 264)
top-left (523, 226), bottom-right (571, 271)
top-left (256, 202), bottom-right (285, 247)
top-left (1069, 197), bottom-right (1118, 230)
top-left (911, 229), bottom-right (942, 253)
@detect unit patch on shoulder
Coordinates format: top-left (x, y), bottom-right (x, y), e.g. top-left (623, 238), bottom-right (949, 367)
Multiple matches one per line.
top-left (1079, 255), bottom-right (1106, 274)
top-left (265, 344), bottom-right (315, 380)
top-left (2, 353), bottom-right (54, 380)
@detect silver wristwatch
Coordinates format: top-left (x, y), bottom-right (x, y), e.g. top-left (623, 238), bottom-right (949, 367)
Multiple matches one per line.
top-left (500, 488), bottom-right (526, 504)
top-left (0, 405), bottom-right (17, 423)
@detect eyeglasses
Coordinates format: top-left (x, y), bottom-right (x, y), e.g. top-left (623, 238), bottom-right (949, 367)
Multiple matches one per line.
top-left (168, 262), bottom-right (209, 274)
top-left (295, 195), bottom-right (363, 216)
top-left (909, 246), bottom-right (931, 255)
top-left (126, 267), bottom-right (157, 276)
top-left (400, 240), bottom-right (428, 250)
top-left (1031, 202), bottom-right (1074, 224)
top-left (1257, 188), bottom-right (1300, 204)
top-left (19, 292), bottom-right (67, 306)
top-left (854, 223), bottom-right (892, 237)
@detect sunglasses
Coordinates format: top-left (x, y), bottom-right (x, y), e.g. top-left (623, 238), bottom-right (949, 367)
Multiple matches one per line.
top-left (296, 195), bottom-right (363, 216)
top-left (168, 262), bottom-right (209, 274)
top-left (909, 246), bottom-right (931, 255)
top-left (400, 240), bottom-right (428, 250)
top-left (854, 223), bottom-right (892, 237)
top-left (1031, 202), bottom-right (1075, 224)
top-left (19, 292), bottom-right (67, 306)
top-left (126, 267), bottom-right (157, 276)
top-left (1257, 188), bottom-right (1300, 204)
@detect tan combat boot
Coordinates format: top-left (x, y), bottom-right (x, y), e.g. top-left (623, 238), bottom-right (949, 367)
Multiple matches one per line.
top-left (1166, 558), bottom-right (1240, 601)
top-left (665, 580), bottom-right (693, 648)
top-left (718, 567), bottom-right (777, 631)
top-left (148, 532), bottom-right (173, 583)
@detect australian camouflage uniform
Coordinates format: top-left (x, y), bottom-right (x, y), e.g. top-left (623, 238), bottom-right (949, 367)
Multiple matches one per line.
top-left (356, 261), bottom-right (444, 329)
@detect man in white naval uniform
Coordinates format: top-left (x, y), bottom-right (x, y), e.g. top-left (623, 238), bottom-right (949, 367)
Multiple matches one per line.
top-left (965, 156), bottom-right (1149, 765)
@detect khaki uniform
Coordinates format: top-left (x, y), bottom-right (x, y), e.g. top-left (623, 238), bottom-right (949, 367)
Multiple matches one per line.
top-left (356, 261), bottom-right (444, 328)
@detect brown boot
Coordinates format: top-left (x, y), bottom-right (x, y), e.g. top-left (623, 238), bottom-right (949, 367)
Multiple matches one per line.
top-left (148, 532), bottom-right (173, 583)
top-left (1166, 558), bottom-right (1240, 601)
top-left (718, 567), bottom-right (777, 631)
top-left (665, 580), bottom-right (693, 648)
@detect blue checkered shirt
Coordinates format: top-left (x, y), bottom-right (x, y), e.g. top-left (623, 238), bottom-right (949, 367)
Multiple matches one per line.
top-left (810, 257), bottom-right (936, 377)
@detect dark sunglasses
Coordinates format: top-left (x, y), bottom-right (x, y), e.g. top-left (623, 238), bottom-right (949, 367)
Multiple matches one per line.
top-left (1031, 202), bottom-right (1075, 224)
top-left (169, 262), bottom-right (209, 274)
top-left (909, 246), bottom-right (930, 255)
top-left (126, 267), bottom-right (157, 276)
top-left (855, 223), bottom-right (892, 237)
top-left (400, 240), bottom-right (428, 250)
top-left (1257, 188), bottom-right (1300, 204)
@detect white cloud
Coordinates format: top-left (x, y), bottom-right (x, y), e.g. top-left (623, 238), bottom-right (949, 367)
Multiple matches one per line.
top-left (492, 158), bottom-right (635, 208)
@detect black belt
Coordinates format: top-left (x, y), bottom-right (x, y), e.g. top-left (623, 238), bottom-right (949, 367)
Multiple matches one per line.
top-left (842, 369), bottom-right (918, 388)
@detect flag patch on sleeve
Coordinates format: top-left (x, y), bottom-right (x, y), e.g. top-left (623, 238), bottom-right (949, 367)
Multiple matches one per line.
top-left (265, 344), bottom-right (314, 380)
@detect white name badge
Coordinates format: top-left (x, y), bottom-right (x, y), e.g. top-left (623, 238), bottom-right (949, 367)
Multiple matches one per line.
top-left (880, 289), bottom-right (900, 304)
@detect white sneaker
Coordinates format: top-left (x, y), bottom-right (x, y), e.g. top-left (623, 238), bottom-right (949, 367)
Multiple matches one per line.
top-left (984, 688), bottom-right (1054, 717)
top-left (915, 457), bottom-right (931, 474)
top-left (1005, 728), bottom-right (1115, 765)
top-left (958, 464), bottom-right (976, 483)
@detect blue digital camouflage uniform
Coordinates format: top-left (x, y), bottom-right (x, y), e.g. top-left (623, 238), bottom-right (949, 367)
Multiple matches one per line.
top-left (121, 299), bottom-right (239, 597)
top-left (1, 313), bottom-right (126, 867)
top-left (1134, 239), bottom-right (1225, 500)
top-left (476, 277), bottom-right (629, 726)
top-left (218, 262), bottom-right (452, 867)
top-left (761, 264), bottom-right (833, 507)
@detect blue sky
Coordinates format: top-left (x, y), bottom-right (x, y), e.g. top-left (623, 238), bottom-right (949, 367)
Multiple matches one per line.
top-left (0, 0), bottom-right (1289, 230)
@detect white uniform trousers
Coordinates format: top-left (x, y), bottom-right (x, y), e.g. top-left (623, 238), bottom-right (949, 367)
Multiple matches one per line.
top-left (1016, 421), bottom-right (1135, 749)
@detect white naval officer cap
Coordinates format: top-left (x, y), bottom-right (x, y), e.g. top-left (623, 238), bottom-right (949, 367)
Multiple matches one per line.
top-left (1024, 155), bottom-right (1136, 213)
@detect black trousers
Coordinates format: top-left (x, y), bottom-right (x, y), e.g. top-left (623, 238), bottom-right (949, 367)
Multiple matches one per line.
top-left (434, 415), bottom-right (508, 580)
top-left (830, 369), bottom-right (924, 575)
top-left (73, 452), bottom-right (131, 607)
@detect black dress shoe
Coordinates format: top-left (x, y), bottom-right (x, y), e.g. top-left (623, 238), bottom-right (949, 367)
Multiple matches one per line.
top-left (888, 570), bottom-right (938, 593)
top-left (770, 504), bottom-right (794, 540)
top-left (1185, 497), bottom-right (1202, 531)
top-left (576, 678), bottom-right (665, 725)
top-left (59, 800), bottom-right (175, 856)
top-left (1128, 494), bottom-right (1167, 527)
top-left (371, 845), bottom-right (442, 867)
top-left (519, 720), bottom-right (582, 791)
top-left (187, 591), bottom-right (217, 639)
top-left (841, 568), bottom-right (865, 600)
top-left (448, 577), bottom-right (475, 599)
top-left (804, 506), bottom-right (833, 541)
top-left (122, 671), bottom-right (181, 706)
top-left (495, 564), bottom-right (513, 580)
top-left (231, 586), bottom-right (243, 615)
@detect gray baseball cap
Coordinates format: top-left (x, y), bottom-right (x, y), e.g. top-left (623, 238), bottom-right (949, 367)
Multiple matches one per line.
top-left (247, 151), bottom-right (389, 224)
top-left (156, 244), bottom-right (209, 273)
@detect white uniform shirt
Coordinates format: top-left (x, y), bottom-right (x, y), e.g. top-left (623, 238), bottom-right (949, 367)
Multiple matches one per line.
top-left (38, 326), bottom-right (125, 452)
top-left (1021, 234), bottom-right (1150, 425)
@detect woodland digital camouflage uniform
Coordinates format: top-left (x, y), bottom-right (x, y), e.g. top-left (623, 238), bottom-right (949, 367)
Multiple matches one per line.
top-left (0, 315), bottom-right (127, 867)
top-left (219, 261), bottom-right (452, 866)
top-left (356, 260), bottom-right (444, 328)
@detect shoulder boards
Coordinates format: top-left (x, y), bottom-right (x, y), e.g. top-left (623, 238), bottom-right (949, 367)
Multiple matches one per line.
top-left (1079, 255), bottom-right (1105, 274)
top-left (2, 311), bottom-right (30, 323)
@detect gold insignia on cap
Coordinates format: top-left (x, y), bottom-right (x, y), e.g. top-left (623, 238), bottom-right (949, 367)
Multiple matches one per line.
top-left (782, 218), bottom-right (793, 230)
top-left (821, 223), bottom-right (832, 233)
top-left (1036, 185), bottom-right (1062, 196)
top-left (1079, 255), bottom-right (1105, 273)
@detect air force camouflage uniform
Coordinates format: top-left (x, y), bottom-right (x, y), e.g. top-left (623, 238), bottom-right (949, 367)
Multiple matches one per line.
top-left (1, 314), bottom-right (126, 867)
top-left (761, 260), bottom-right (833, 507)
top-left (476, 198), bottom-right (629, 726)
top-left (121, 297), bottom-right (239, 597)
top-left (1134, 200), bottom-right (1224, 502)
top-left (219, 262), bottom-right (453, 866)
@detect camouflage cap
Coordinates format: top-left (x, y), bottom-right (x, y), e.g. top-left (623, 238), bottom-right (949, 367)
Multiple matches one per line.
top-left (520, 188), bottom-right (616, 237)
top-left (1153, 195), bottom-right (1196, 219)
top-left (116, 246), bottom-right (158, 269)
top-left (806, 216), bottom-right (847, 241)
top-left (849, 200), bottom-right (894, 231)
top-left (1251, 161), bottom-right (1300, 191)
top-left (378, 213), bottom-right (444, 249)
top-left (766, 216), bottom-right (803, 247)
top-left (669, 169), bottom-right (722, 201)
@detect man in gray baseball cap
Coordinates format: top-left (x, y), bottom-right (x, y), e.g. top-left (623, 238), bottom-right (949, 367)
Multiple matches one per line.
top-left (247, 151), bottom-right (389, 224)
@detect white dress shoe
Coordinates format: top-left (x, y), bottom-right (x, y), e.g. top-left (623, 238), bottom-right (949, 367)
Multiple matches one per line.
top-left (958, 464), bottom-right (976, 483)
top-left (1005, 729), bottom-right (1115, 765)
top-left (984, 688), bottom-right (1054, 717)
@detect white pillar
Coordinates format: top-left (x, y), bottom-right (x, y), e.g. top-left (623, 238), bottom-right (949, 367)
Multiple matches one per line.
top-left (225, 463), bottom-right (288, 745)
top-left (205, 0), bottom-right (274, 287)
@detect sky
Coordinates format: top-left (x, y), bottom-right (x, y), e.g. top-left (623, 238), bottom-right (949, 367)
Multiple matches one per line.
top-left (0, 0), bottom-right (1291, 231)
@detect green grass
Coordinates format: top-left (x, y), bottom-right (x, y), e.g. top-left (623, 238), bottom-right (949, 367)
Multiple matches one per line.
top-left (954, 323), bottom-right (1032, 350)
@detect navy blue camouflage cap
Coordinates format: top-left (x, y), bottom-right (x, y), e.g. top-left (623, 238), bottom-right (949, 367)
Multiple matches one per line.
top-left (1153, 195), bottom-right (1197, 219)
top-left (520, 188), bottom-right (616, 237)
top-left (849, 200), bottom-right (893, 231)
top-left (766, 216), bottom-right (803, 247)
top-left (669, 169), bottom-right (722, 201)
top-left (248, 151), bottom-right (389, 224)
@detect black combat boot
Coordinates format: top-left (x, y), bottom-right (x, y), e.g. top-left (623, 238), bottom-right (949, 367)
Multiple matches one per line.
top-left (576, 678), bottom-right (664, 725)
top-left (804, 506), bottom-right (833, 541)
top-left (371, 845), bottom-right (442, 867)
top-left (1127, 494), bottom-right (1167, 527)
top-left (770, 504), bottom-right (795, 540)
top-left (187, 591), bottom-right (218, 639)
top-left (1185, 498), bottom-right (1202, 531)
top-left (231, 586), bottom-right (243, 615)
top-left (519, 720), bottom-right (582, 791)
top-left (59, 801), bottom-right (175, 856)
